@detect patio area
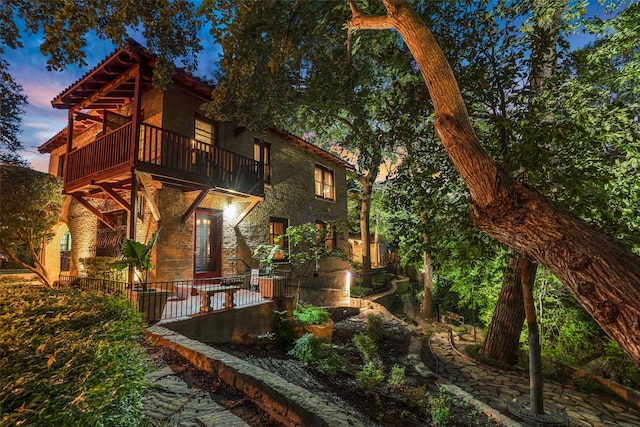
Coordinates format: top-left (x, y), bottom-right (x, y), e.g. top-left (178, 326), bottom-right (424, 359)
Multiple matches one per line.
top-left (159, 288), bottom-right (271, 324)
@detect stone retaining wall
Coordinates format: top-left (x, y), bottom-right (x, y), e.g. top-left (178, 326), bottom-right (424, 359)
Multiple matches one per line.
top-left (144, 326), bottom-right (365, 427)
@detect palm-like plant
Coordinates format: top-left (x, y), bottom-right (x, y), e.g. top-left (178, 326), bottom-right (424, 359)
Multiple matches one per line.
top-left (110, 230), bottom-right (159, 289)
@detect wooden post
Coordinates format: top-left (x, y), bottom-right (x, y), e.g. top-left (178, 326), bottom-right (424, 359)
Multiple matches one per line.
top-left (128, 65), bottom-right (142, 285)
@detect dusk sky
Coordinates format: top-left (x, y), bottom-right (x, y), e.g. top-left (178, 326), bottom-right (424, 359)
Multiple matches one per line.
top-left (6, 22), bottom-right (220, 173)
top-left (6, 2), bottom-right (606, 173)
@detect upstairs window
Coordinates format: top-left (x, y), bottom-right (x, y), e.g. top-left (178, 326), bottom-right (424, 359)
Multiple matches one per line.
top-left (314, 165), bottom-right (335, 201)
top-left (194, 114), bottom-right (215, 145)
top-left (254, 139), bottom-right (271, 184)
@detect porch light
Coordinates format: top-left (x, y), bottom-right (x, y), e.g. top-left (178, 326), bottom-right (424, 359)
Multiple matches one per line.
top-left (224, 198), bottom-right (236, 218)
top-left (345, 271), bottom-right (351, 296)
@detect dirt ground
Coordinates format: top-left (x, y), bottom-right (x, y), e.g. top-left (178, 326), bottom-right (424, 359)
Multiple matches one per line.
top-left (148, 304), bottom-right (503, 427)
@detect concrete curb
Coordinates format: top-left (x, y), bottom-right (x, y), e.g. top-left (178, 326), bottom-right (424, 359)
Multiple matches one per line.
top-left (144, 325), bottom-right (366, 427)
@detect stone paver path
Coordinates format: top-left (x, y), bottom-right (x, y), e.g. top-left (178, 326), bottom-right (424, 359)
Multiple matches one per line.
top-left (425, 331), bottom-right (640, 427)
top-left (143, 366), bottom-right (250, 427)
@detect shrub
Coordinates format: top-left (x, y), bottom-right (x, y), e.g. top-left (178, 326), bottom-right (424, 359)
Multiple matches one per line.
top-left (403, 385), bottom-right (427, 408)
top-left (427, 394), bottom-right (451, 427)
top-left (0, 283), bottom-right (149, 426)
top-left (356, 362), bottom-right (384, 394)
top-left (387, 364), bottom-right (407, 392)
top-left (294, 302), bottom-right (330, 325)
top-left (352, 332), bottom-right (378, 364)
top-left (288, 333), bottom-right (323, 365)
top-left (366, 313), bottom-right (385, 341)
top-left (288, 333), bottom-right (346, 376)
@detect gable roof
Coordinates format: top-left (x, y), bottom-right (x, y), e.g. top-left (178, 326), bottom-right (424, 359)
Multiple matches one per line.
top-left (39, 40), bottom-right (354, 171)
top-left (268, 127), bottom-right (354, 171)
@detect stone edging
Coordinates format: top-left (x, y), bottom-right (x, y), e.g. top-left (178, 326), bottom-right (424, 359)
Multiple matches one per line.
top-left (144, 325), bottom-right (365, 427)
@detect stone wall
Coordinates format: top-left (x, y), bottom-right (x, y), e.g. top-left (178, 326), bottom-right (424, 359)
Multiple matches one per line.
top-left (162, 297), bottom-right (294, 344)
top-left (57, 81), bottom-right (351, 304)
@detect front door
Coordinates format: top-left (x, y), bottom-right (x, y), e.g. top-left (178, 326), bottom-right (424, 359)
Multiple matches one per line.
top-left (194, 209), bottom-right (222, 278)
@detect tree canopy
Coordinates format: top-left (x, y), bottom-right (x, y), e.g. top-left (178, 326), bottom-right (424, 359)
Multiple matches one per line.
top-left (0, 165), bottom-right (64, 286)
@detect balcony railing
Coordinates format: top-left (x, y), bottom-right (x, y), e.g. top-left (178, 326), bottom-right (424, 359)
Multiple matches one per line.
top-left (64, 122), bottom-right (264, 196)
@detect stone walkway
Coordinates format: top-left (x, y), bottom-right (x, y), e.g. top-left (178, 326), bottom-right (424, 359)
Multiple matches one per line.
top-left (143, 365), bottom-right (250, 426)
top-left (424, 330), bottom-right (640, 427)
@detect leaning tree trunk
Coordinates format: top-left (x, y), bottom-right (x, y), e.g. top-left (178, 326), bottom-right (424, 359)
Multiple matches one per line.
top-left (349, 0), bottom-right (640, 367)
top-left (479, 251), bottom-right (534, 365)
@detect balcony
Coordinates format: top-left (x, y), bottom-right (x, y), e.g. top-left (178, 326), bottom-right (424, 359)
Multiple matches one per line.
top-left (64, 122), bottom-right (264, 197)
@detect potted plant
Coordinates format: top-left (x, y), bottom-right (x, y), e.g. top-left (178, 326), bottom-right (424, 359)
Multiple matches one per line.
top-left (111, 230), bottom-right (168, 322)
top-left (292, 302), bottom-right (334, 343)
top-left (253, 244), bottom-right (284, 298)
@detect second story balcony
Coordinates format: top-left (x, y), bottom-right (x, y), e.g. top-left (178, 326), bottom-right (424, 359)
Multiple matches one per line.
top-left (64, 122), bottom-right (264, 197)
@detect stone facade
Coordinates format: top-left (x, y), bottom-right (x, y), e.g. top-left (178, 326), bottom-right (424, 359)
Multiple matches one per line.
top-left (42, 65), bottom-right (352, 306)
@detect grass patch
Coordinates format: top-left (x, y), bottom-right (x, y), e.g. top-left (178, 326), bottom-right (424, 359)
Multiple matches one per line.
top-left (0, 282), bottom-right (149, 426)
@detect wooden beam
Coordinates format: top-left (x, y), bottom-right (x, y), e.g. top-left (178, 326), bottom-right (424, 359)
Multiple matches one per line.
top-left (136, 173), bottom-right (161, 222)
top-left (96, 183), bottom-right (132, 212)
top-left (70, 194), bottom-right (117, 229)
top-left (71, 64), bottom-right (140, 113)
top-left (181, 189), bottom-right (210, 223)
top-left (233, 198), bottom-right (261, 228)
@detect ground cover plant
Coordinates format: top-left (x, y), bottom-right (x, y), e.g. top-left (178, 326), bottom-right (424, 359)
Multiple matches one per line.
top-left (0, 279), bottom-right (149, 426)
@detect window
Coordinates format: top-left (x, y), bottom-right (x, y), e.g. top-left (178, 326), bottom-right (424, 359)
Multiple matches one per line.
top-left (57, 155), bottom-right (65, 178)
top-left (59, 231), bottom-right (71, 272)
top-left (315, 220), bottom-right (336, 252)
top-left (314, 165), bottom-right (335, 200)
top-left (254, 139), bottom-right (271, 184)
top-left (194, 114), bottom-right (215, 145)
top-left (60, 231), bottom-right (71, 252)
top-left (269, 217), bottom-right (288, 260)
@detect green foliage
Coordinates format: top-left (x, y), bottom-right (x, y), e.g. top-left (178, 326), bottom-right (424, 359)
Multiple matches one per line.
top-left (365, 313), bottom-right (385, 342)
top-left (255, 222), bottom-right (345, 281)
top-left (0, 282), bottom-right (149, 426)
top-left (352, 332), bottom-right (378, 365)
top-left (110, 230), bottom-right (160, 285)
top-left (287, 333), bottom-right (346, 376)
top-left (602, 339), bottom-right (640, 388)
top-left (356, 362), bottom-right (384, 395)
top-left (427, 393), bottom-right (451, 427)
top-left (387, 364), bottom-right (407, 392)
top-left (273, 309), bottom-right (296, 347)
top-left (0, 73), bottom-right (28, 158)
top-left (0, 165), bottom-right (64, 287)
top-left (573, 377), bottom-right (601, 394)
top-left (293, 302), bottom-right (330, 325)
top-left (81, 256), bottom-right (126, 281)
top-left (2, 1), bottom-right (202, 87)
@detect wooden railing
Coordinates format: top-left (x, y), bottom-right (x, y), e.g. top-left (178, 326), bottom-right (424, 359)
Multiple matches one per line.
top-left (65, 123), bottom-right (132, 186)
top-left (64, 122), bottom-right (264, 196)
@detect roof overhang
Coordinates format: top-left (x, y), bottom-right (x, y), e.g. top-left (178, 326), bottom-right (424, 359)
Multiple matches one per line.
top-left (51, 40), bottom-right (155, 112)
top-left (267, 127), bottom-right (355, 171)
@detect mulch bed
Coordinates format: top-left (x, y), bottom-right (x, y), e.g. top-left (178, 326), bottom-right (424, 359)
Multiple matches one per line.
top-left (150, 310), bottom-right (504, 427)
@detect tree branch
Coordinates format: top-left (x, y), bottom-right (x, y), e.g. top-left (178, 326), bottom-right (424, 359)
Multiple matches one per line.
top-left (347, 0), bottom-right (393, 31)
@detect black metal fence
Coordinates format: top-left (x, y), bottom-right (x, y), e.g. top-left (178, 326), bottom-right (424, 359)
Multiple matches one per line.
top-left (58, 271), bottom-right (293, 323)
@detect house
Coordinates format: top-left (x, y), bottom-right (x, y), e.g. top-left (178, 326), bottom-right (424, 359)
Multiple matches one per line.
top-left (38, 40), bottom-right (353, 307)
top-left (348, 233), bottom-right (391, 268)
